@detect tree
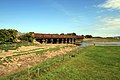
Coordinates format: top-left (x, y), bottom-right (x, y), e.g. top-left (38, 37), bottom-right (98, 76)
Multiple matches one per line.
top-left (67, 32), bottom-right (76, 36)
top-left (85, 35), bottom-right (92, 38)
top-left (81, 35), bottom-right (84, 36)
top-left (18, 32), bottom-right (34, 42)
top-left (0, 29), bottom-right (18, 43)
top-left (60, 33), bottom-right (64, 35)
top-left (7, 29), bottom-right (18, 42)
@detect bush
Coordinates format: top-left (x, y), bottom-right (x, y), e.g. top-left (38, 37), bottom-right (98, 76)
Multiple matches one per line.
top-left (0, 29), bottom-right (18, 43)
top-left (18, 32), bottom-right (34, 42)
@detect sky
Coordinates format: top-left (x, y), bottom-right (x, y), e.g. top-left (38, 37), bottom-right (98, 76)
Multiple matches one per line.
top-left (0, 0), bottom-right (120, 37)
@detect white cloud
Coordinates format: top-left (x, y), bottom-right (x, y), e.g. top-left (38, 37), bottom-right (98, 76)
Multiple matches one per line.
top-left (98, 0), bottom-right (120, 10)
top-left (93, 33), bottom-right (120, 37)
top-left (96, 17), bottom-right (120, 30)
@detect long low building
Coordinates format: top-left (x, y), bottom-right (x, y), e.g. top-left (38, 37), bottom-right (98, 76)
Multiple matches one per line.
top-left (32, 33), bottom-right (84, 44)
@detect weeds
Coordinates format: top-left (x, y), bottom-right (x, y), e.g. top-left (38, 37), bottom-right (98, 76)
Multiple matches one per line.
top-left (0, 42), bottom-right (35, 52)
top-left (1, 46), bottom-right (120, 80)
top-left (0, 46), bottom-right (69, 65)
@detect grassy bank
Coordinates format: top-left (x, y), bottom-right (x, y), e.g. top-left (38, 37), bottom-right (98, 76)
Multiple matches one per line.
top-left (1, 46), bottom-right (120, 80)
top-left (93, 38), bottom-right (120, 42)
top-left (0, 42), bottom-right (35, 52)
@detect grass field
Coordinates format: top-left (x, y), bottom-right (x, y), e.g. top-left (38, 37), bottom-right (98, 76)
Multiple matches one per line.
top-left (0, 46), bottom-right (120, 80)
top-left (0, 42), bottom-right (35, 52)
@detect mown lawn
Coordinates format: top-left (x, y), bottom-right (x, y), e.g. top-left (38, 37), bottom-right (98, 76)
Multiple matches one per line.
top-left (1, 46), bottom-right (120, 80)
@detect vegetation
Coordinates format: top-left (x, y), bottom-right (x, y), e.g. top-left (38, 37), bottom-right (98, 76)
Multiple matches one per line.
top-left (60, 32), bottom-right (76, 36)
top-left (1, 46), bottom-right (120, 80)
top-left (0, 46), bottom-right (68, 60)
top-left (0, 46), bottom-right (69, 66)
top-left (18, 32), bottom-right (34, 42)
top-left (0, 29), bottom-right (18, 43)
top-left (0, 42), bottom-right (34, 52)
top-left (67, 32), bottom-right (76, 36)
top-left (92, 38), bottom-right (120, 42)
top-left (60, 33), bottom-right (64, 35)
top-left (85, 35), bottom-right (92, 38)
top-left (0, 29), bottom-right (34, 45)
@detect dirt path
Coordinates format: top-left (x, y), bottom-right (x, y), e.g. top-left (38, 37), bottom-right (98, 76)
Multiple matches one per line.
top-left (0, 44), bottom-right (78, 77)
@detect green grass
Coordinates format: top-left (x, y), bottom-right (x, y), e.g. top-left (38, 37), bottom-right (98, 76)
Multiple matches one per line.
top-left (0, 46), bottom-right (120, 80)
top-left (0, 42), bottom-right (35, 52)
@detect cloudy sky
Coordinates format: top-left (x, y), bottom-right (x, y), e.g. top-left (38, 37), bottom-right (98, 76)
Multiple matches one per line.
top-left (0, 0), bottom-right (120, 37)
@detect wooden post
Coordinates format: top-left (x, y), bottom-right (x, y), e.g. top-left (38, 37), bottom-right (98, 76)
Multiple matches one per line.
top-left (51, 39), bottom-right (53, 44)
top-left (69, 38), bottom-right (71, 44)
top-left (72, 38), bottom-right (74, 44)
top-left (62, 38), bottom-right (64, 44)
top-left (45, 39), bottom-right (48, 44)
top-left (42, 39), bottom-right (45, 44)
top-left (57, 38), bottom-right (59, 44)
top-left (66, 38), bottom-right (68, 44)
top-left (74, 38), bottom-right (76, 44)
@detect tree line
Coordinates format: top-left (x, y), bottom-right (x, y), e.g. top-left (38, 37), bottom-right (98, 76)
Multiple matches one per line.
top-left (60, 32), bottom-right (77, 36)
top-left (0, 29), bottom-right (34, 43)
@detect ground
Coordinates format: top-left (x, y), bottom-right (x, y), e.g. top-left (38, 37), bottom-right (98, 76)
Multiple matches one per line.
top-left (90, 38), bottom-right (120, 42)
top-left (0, 43), bottom-right (120, 80)
top-left (0, 44), bottom-right (78, 77)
